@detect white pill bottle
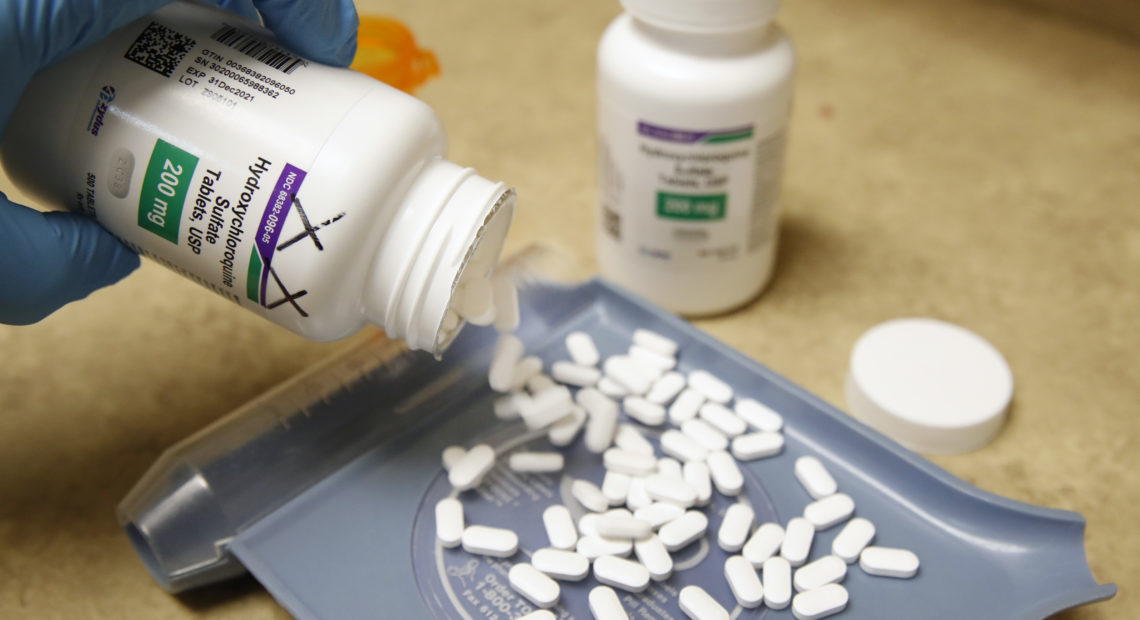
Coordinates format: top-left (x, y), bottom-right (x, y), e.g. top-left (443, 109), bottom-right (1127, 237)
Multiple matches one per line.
top-left (0, 1), bottom-right (514, 353)
top-left (596, 0), bottom-right (795, 315)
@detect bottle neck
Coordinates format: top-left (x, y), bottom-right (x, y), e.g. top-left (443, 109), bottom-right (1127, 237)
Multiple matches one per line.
top-left (363, 158), bottom-right (515, 354)
top-left (629, 15), bottom-right (772, 55)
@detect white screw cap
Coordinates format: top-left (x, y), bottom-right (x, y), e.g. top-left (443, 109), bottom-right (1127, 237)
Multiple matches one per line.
top-left (845, 318), bottom-right (1013, 455)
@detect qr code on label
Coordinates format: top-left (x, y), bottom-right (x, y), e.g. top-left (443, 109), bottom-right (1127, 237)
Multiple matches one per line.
top-left (124, 22), bottom-right (196, 77)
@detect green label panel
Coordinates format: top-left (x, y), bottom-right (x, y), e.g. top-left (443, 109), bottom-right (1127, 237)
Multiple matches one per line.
top-left (138, 139), bottom-right (199, 243)
top-left (656, 192), bottom-right (726, 220)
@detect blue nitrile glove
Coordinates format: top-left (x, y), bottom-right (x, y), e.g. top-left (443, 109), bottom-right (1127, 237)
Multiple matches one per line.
top-left (0, 0), bottom-right (358, 325)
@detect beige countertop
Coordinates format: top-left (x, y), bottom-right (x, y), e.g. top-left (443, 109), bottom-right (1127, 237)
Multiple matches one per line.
top-left (1, 0), bottom-right (1136, 617)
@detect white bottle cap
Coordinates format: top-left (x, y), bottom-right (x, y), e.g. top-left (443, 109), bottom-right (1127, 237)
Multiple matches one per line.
top-left (845, 318), bottom-right (1014, 455)
top-left (620, 0), bottom-right (780, 33)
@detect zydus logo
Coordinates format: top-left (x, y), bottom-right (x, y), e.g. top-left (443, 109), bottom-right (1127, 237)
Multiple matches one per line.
top-left (87, 86), bottom-right (116, 135)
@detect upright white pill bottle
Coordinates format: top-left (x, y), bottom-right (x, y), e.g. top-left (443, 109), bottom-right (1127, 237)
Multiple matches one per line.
top-left (596, 0), bottom-right (795, 315)
top-left (0, 1), bottom-right (514, 354)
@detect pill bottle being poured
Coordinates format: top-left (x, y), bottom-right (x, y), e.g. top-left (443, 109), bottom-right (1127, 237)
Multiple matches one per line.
top-left (0, 1), bottom-right (514, 354)
top-left (596, 0), bottom-right (795, 315)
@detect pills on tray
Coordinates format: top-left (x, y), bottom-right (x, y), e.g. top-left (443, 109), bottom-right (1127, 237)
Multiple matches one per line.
top-left (572, 479), bottom-right (610, 513)
top-left (731, 432), bottom-right (785, 461)
top-left (832, 518), bottom-right (876, 563)
top-left (531, 548), bottom-right (590, 581)
top-left (634, 534), bottom-right (674, 581)
top-left (804, 493), bottom-right (855, 530)
top-left (794, 555), bottom-right (847, 592)
top-left (435, 498), bottom-right (464, 548)
top-left (448, 444), bottom-right (495, 491)
top-left (795, 456), bottom-right (838, 499)
top-left (717, 503), bottom-right (754, 552)
top-left (688, 370), bottom-right (733, 404)
top-left (542, 505), bottom-right (578, 550)
top-left (589, 585), bottom-right (629, 620)
top-left (859, 546), bottom-right (920, 578)
top-left (724, 555), bottom-right (764, 608)
top-left (566, 331), bottom-right (601, 366)
top-left (632, 328), bottom-right (678, 357)
top-left (658, 510), bottom-right (708, 551)
top-left (517, 610), bottom-right (556, 620)
top-left (593, 555), bottom-right (651, 593)
top-left (508, 562), bottom-right (560, 608)
top-left (451, 324), bottom-right (925, 616)
top-left (781, 517), bottom-right (815, 567)
top-left (461, 525), bottom-right (518, 558)
top-left (762, 556), bottom-right (793, 610)
top-left (679, 585), bottom-right (729, 620)
top-left (791, 583), bottom-right (848, 620)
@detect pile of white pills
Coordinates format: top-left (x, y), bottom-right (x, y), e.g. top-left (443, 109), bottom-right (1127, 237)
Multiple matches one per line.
top-left (437, 327), bottom-right (920, 619)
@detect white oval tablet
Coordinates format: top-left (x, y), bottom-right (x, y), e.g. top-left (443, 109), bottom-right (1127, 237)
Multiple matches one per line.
top-left (603, 448), bottom-right (658, 477)
top-left (859, 546), bottom-right (920, 578)
top-left (596, 514), bottom-right (654, 540)
top-left (803, 493), bottom-right (855, 530)
top-left (461, 525), bottom-right (518, 558)
top-left (831, 518), bottom-right (875, 563)
top-left (448, 444), bottom-right (495, 491)
top-left (762, 556), bottom-right (792, 610)
top-left (679, 584), bottom-right (729, 620)
top-left (683, 461), bottom-right (713, 506)
top-left (490, 275), bottom-right (519, 332)
top-left (735, 398), bottom-right (784, 432)
top-left (542, 505), bottom-right (578, 550)
top-left (623, 396), bottom-right (667, 426)
top-left (688, 370), bottom-right (733, 404)
top-left (706, 450), bottom-right (744, 496)
top-left (780, 517), bottom-right (814, 567)
top-left (614, 424), bottom-right (655, 455)
top-left (668, 388), bottom-right (706, 425)
top-left (435, 498), bottom-right (464, 548)
top-left (731, 432), bottom-right (785, 461)
top-left (602, 471), bottom-right (634, 506)
top-left (743, 522), bottom-right (785, 566)
top-left (724, 555), bottom-right (764, 608)
top-left (632, 328), bottom-right (678, 357)
top-left (572, 479), bottom-right (610, 513)
top-left (794, 456), bottom-right (838, 499)
top-left (658, 510), bottom-right (708, 551)
top-left (646, 371), bottom-right (686, 405)
top-left (791, 583), bottom-right (848, 620)
top-left (793, 555), bottom-right (847, 592)
top-left (593, 555), bottom-right (651, 593)
top-left (531, 548), bottom-right (590, 581)
top-left (576, 535), bottom-right (632, 559)
top-left (698, 403), bottom-right (747, 436)
top-left (508, 562), bottom-right (560, 608)
top-left (645, 474), bottom-right (697, 508)
top-left (566, 331), bottom-right (600, 366)
top-left (634, 534), bottom-right (674, 581)
top-left (488, 333), bottom-right (524, 392)
top-left (847, 318), bottom-right (1013, 454)
top-left (547, 405), bottom-right (587, 447)
top-left (552, 360), bottom-right (602, 387)
top-left (508, 451), bottom-right (564, 473)
top-left (441, 445), bottom-right (467, 471)
top-left (717, 503), bottom-right (754, 552)
top-left (588, 585), bottom-right (629, 620)
top-left (661, 429), bottom-right (709, 463)
top-left (681, 419), bottom-right (729, 452)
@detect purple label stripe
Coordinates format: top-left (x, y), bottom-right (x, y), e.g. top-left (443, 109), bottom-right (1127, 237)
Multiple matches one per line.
top-left (255, 163), bottom-right (307, 304)
top-left (638, 121), bottom-right (754, 144)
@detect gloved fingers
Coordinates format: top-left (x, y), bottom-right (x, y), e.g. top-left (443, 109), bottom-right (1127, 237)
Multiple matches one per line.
top-left (211, 0), bottom-right (261, 24)
top-left (250, 0), bottom-right (359, 67)
top-left (0, 194), bottom-right (139, 325)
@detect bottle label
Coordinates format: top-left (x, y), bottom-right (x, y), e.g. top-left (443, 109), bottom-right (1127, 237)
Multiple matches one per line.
top-left (598, 105), bottom-right (787, 267)
top-left (56, 3), bottom-right (373, 322)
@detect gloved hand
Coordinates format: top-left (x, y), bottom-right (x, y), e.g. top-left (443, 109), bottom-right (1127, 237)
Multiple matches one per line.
top-left (0, 0), bottom-right (358, 324)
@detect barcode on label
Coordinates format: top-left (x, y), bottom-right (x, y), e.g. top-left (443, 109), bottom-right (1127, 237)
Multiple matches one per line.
top-left (210, 24), bottom-right (306, 74)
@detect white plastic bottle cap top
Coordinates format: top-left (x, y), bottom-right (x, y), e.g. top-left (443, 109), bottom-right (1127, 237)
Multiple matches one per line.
top-left (845, 318), bottom-right (1014, 455)
top-left (620, 0), bottom-right (780, 33)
